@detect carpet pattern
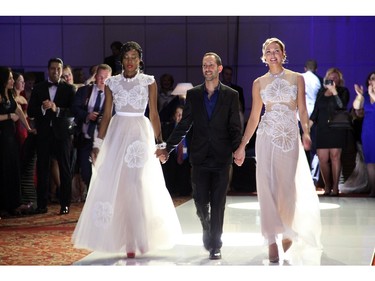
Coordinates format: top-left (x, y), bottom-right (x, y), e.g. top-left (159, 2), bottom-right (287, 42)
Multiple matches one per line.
top-left (0, 196), bottom-right (191, 265)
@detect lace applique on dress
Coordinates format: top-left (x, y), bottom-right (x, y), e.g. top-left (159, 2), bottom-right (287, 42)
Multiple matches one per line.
top-left (124, 140), bottom-right (148, 168)
top-left (258, 71), bottom-right (299, 152)
top-left (106, 72), bottom-right (154, 113)
top-left (92, 201), bottom-right (114, 228)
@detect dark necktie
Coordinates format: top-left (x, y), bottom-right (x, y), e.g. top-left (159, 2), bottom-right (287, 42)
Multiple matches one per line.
top-left (87, 90), bottom-right (102, 138)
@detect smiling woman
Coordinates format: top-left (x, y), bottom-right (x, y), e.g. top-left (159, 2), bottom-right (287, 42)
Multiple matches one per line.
top-left (234, 37), bottom-right (322, 264)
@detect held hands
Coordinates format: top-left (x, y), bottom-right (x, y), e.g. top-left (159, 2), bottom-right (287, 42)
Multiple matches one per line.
top-left (302, 133), bottom-right (312, 151)
top-left (155, 148), bottom-right (169, 164)
top-left (233, 148), bottom-right (246, 167)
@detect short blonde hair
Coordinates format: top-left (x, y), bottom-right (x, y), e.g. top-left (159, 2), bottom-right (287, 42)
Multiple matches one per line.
top-left (260, 37), bottom-right (287, 64)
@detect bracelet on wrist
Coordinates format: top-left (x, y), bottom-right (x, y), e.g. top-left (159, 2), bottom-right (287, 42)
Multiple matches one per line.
top-left (7, 113), bottom-right (11, 120)
top-left (93, 137), bottom-right (103, 149)
top-left (156, 142), bottom-right (166, 149)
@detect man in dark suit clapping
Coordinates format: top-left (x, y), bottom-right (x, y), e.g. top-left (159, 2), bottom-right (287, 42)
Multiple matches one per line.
top-left (27, 58), bottom-right (76, 215)
top-left (72, 64), bottom-right (112, 190)
top-left (156, 52), bottom-right (243, 260)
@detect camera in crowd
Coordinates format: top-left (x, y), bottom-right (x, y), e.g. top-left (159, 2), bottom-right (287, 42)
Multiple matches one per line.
top-left (324, 79), bottom-right (334, 86)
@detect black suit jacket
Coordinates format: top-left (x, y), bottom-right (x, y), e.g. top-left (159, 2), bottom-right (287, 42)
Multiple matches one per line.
top-left (166, 82), bottom-right (242, 167)
top-left (27, 80), bottom-right (76, 140)
top-left (71, 84), bottom-right (94, 132)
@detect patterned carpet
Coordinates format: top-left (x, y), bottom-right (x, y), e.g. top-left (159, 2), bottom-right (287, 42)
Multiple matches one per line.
top-left (0, 196), bottom-right (191, 265)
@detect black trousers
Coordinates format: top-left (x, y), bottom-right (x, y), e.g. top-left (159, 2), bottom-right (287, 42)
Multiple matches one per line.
top-left (36, 129), bottom-right (72, 209)
top-left (191, 164), bottom-right (230, 250)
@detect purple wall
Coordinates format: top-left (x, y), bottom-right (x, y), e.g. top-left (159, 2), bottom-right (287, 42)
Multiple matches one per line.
top-left (1, 16), bottom-right (374, 117)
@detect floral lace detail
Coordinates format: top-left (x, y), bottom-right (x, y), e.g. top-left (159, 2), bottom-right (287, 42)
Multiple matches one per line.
top-left (258, 76), bottom-right (299, 152)
top-left (106, 73), bottom-right (154, 113)
top-left (258, 104), bottom-right (298, 152)
top-left (124, 140), bottom-right (148, 168)
top-left (112, 85), bottom-right (148, 111)
top-left (92, 201), bottom-right (114, 228)
top-left (261, 77), bottom-right (297, 103)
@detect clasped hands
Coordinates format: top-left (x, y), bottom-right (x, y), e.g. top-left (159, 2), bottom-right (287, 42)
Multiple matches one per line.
top-left (155, 148), bottom-right (169, 164)
top-left (42, 99), bottom-right (57, 112)
top-left (233, 148), bottom-right (245, 167)
top-left (155, 146), bottom-right (247, 166)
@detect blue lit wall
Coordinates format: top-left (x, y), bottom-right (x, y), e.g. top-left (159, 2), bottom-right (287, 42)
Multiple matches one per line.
top-left (1, 16), bottom-right (374, 117)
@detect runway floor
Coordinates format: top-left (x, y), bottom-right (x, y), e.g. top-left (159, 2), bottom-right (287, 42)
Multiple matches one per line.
top-left (72, 195), bottom-right (375, 278)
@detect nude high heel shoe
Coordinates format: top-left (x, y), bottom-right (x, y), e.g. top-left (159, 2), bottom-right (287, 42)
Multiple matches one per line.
top-left (269, 243), bottom-right (279, 263)
top-left (282, 238), bottom-right (292, 253)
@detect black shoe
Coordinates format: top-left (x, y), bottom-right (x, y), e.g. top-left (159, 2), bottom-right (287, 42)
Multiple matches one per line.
top-left (209, 248), bottom-right (221, 260)
top-left (59, 206), bottom-right (69, 215)
top-left (34, 207), bottom-right (48, 214)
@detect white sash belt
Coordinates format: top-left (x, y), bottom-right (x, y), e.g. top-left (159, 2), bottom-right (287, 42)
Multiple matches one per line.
top-left (116, 112), bottom-right (144, 117)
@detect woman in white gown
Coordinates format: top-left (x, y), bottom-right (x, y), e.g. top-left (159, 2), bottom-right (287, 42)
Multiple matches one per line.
top-left (72, 41), bottom-right (182, 258)
top-left (234, 38), bottom-right (322, 264)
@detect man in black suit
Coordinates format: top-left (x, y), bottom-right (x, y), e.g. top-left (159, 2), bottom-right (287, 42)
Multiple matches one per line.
top-left (156, 52), bottom-right (243, 260)
top-left (72, 64), bottom-right (112, 189)
top-left (104, 41), bottom-right (122, 76)
top-left (27, 58), bottom-right (76, 215)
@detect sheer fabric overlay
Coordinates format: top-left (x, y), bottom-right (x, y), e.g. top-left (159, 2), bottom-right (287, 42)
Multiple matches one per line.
top-left (72, 73), bottom-right (182, 254)
top-left (256, 69), bottom-right (323, 264)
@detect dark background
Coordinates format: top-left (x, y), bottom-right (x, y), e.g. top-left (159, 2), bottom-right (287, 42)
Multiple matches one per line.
top-left (1, 16), bottom-right (374, 118)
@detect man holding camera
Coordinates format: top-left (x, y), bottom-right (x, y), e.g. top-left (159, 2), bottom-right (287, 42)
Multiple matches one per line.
top-left (72, 64), bottom-right (112, 188)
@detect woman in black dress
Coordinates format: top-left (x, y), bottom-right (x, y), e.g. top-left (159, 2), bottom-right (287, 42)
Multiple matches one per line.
top-left (0, 67), bottom-right (34, 217)
top-left (310, 67), bottom-right (350, 196)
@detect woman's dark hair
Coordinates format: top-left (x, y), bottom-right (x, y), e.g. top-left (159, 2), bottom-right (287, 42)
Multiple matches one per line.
top-left (0, 66), bottom-right (11, 102)
top-left (365, 71), bottom-right (375, 87)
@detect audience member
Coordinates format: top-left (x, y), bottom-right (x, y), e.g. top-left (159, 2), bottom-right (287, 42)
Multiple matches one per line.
top-left (156, 52), bottom-right (243, 260)
top-left (302, 60), bottom-right (322, 118)
top-left (23, 72), bottom-right (36, 102)
top-left (72, 67), bottom-right (86, 86)
top-left (104, 41), bottom-right (123, 75)
top-left (12, 72), bottom-right (28, 150)
top-left (12, 72), bottom-right (37, 207)
top-left (84, 65), bottom-right (99, 85)
top-left (161, 105), bottom-right (192, 196)
top-left (301, 59), bottom-right (322, 169)
top-left (0, 66), bottom-right (35, 217)
top-left (61, 64), bottom-right (85, 202)
top-left (221, 65), bottom-right (245, 113)
top-left (353, 71), bottom-right (375, 197)
top-left (310, 67), bottom-right (350, 196)
top-left (27, 58), bottom-right (76, 215)
top-left (157, 73), bottom-right (182, 124)
top-left (221, 65), bottom-right (245, 132)
top-left (72, 63), bottom-right (112, 198)
top-left (62, 65), bottom-right (84, 90)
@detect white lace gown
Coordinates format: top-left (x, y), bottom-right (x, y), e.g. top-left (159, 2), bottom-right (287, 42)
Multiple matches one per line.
top-left (72, 72), bottom-right (182, 255)
top-left (256, 69), bottom-right (323, 264)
